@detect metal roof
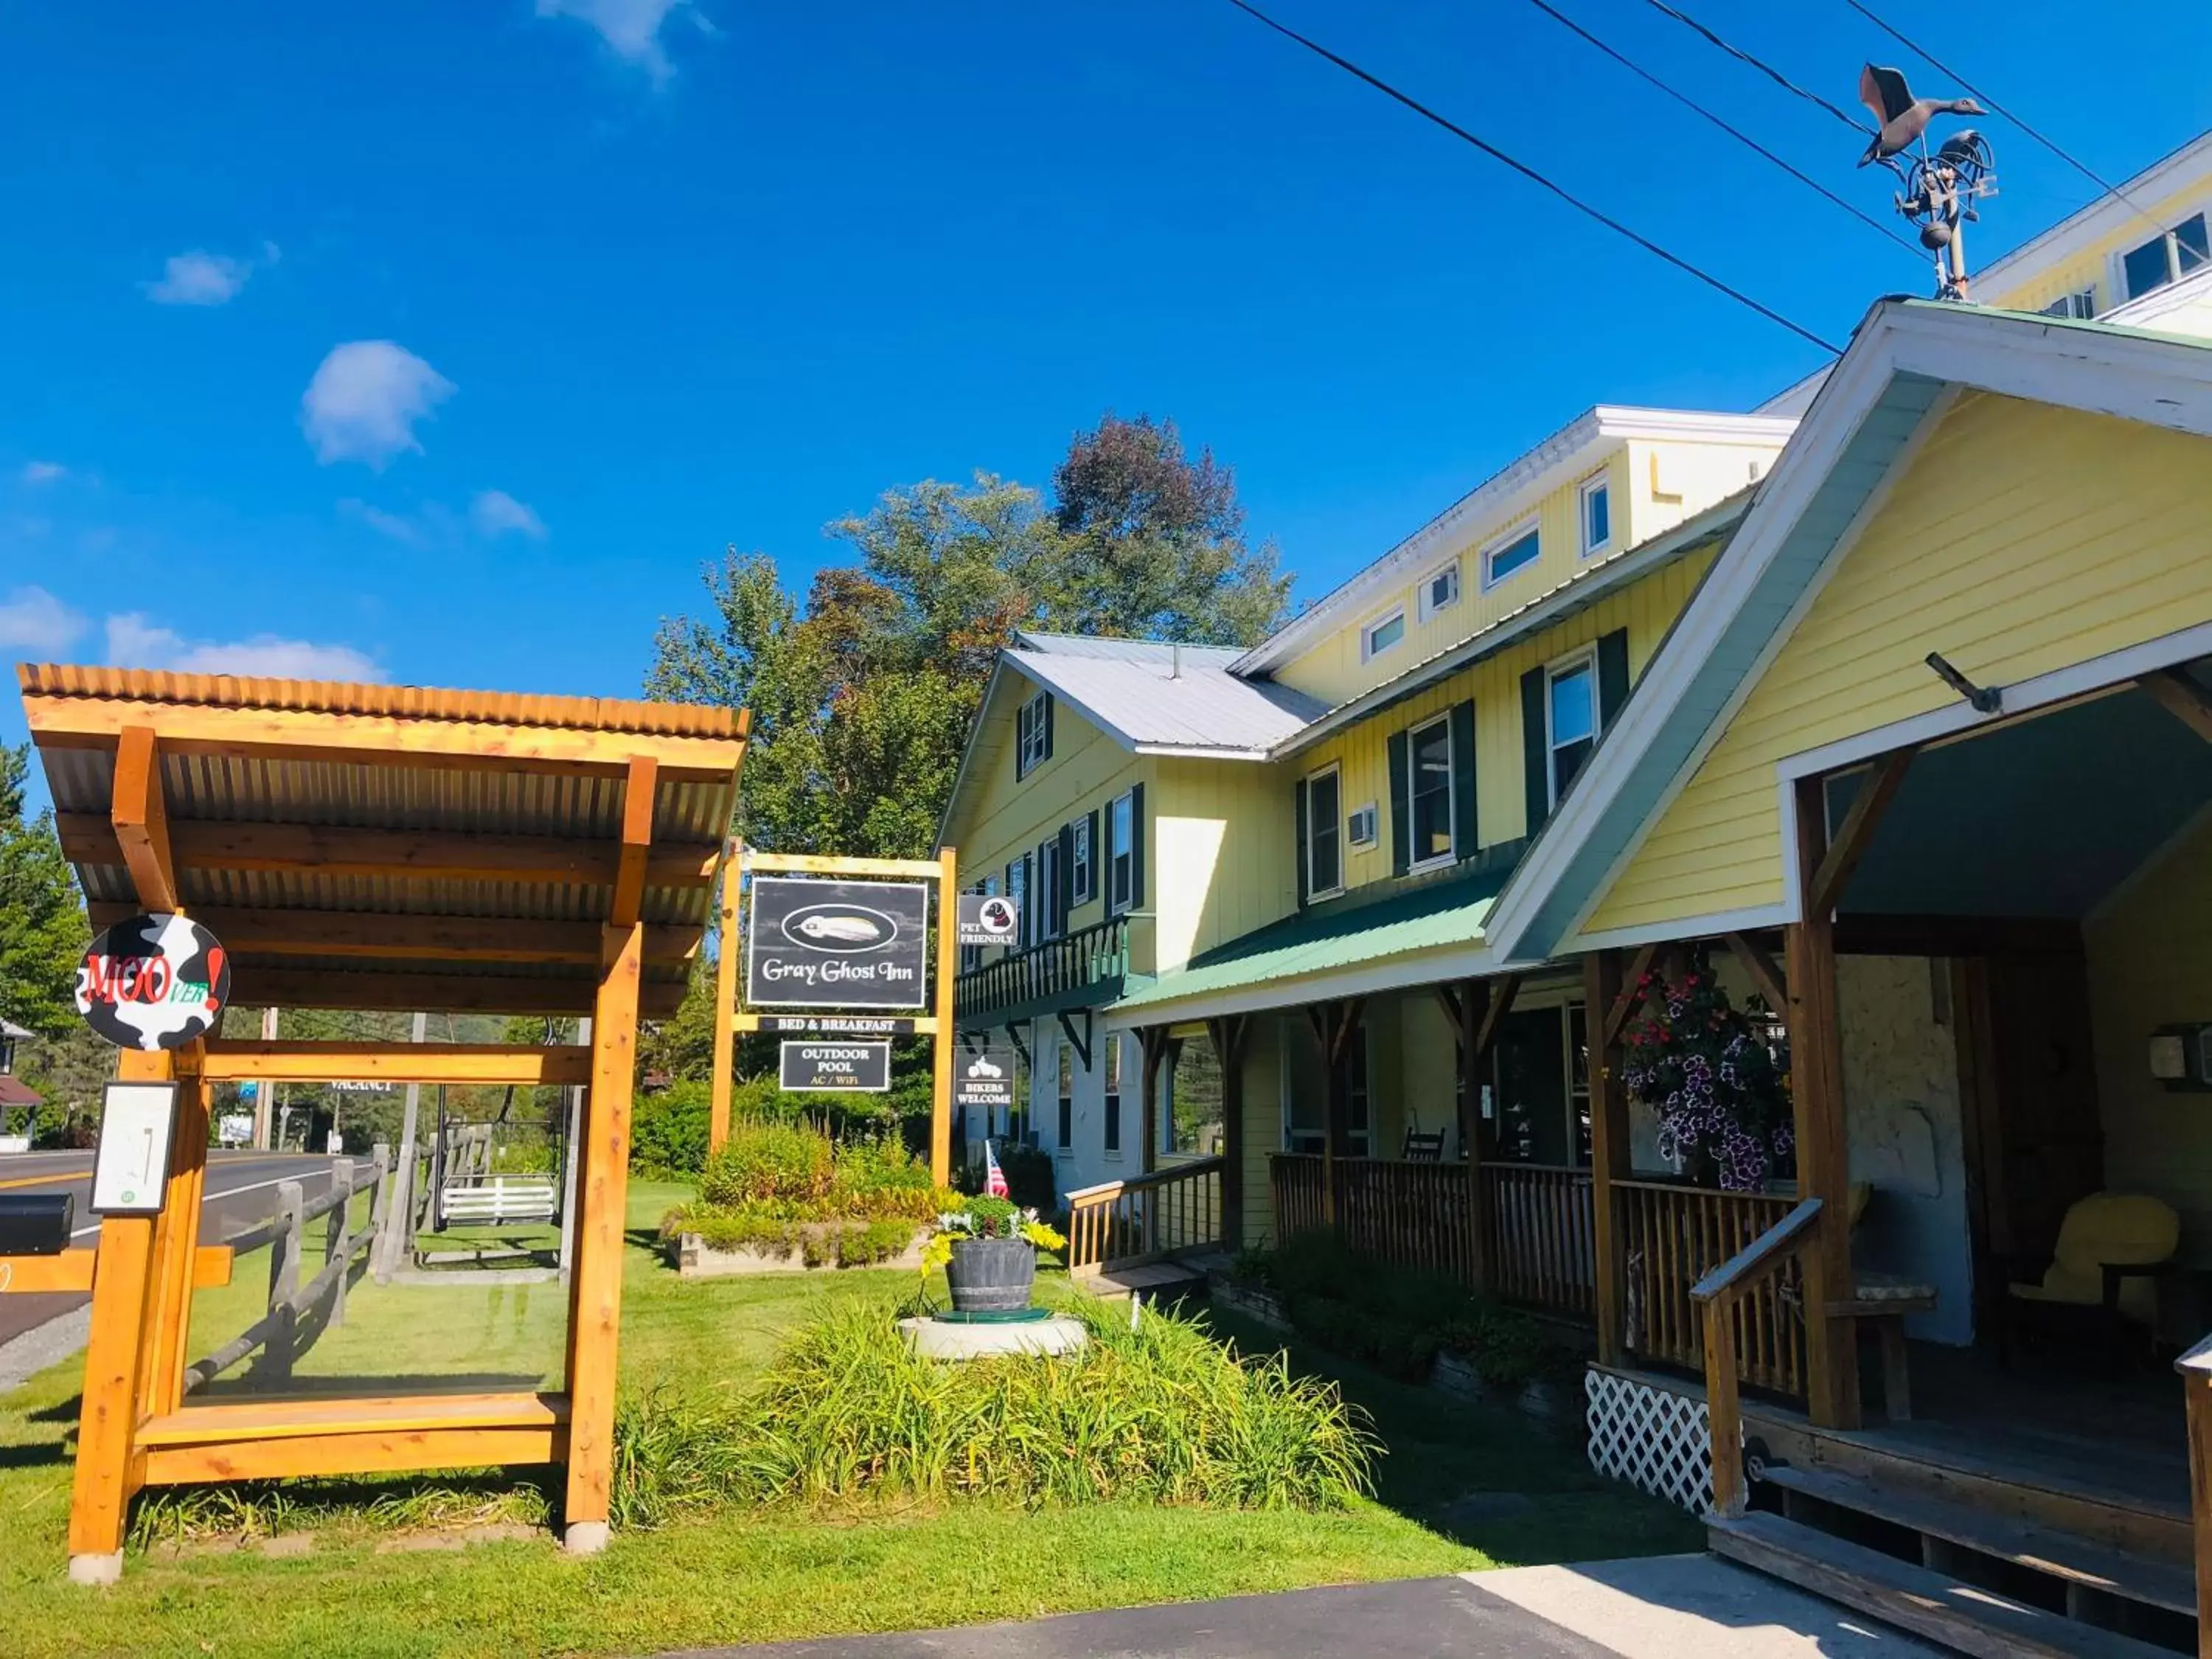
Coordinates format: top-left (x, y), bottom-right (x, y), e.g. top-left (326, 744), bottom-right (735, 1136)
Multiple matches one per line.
top-left (1011, 631), bottom-right (1245, 668)
top-left (1004, 647), bottom-right (1326, 757)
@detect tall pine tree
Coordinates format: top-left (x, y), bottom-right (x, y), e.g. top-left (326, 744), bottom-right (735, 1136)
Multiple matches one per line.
top-left (0, 743), bottom-right (86, 1037)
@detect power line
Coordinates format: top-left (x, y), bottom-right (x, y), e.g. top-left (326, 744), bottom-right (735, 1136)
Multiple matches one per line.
top-left (1221, 0), bottom-right (1843, 355)
top-left (1840, 0), bottom-right (2168, 238)
top-left (1641, 0), bottom-right (1871, 136)
top-left (1520, 0), bottom-right (1919, 255)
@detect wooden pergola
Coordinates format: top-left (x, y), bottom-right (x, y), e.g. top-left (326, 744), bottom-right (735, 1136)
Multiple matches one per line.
top-left (17, 664), bottom-right (747, 1582)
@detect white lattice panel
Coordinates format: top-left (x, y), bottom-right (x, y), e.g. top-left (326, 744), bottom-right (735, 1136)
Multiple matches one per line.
top-left (1585, 1368), bottom-right (1716, 1514)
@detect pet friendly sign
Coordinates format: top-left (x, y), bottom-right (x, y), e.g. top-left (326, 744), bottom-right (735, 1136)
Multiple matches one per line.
top-left (745, 877), bottom-right (928, 1010)
top-left (76, 914), bottom-right (232, 1051)
top-left (779, 1040), bottom-right (893, 1093)
top-left (956, 893), bottom-right (1020, 950)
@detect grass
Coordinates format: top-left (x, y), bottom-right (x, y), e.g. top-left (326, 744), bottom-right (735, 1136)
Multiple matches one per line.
top-left (0, 1180), bottom-right (1699, 1658)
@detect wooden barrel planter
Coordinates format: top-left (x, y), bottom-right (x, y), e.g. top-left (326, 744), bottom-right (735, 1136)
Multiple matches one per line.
top-left (946, 1237), bottom-right (1035, 1313)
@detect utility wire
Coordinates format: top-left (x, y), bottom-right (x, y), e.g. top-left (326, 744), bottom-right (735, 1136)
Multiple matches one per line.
top-left (1641, 0), bottom-right (1871, 135)
top-left (1222, 0), bottom-right (1843, 355)
top-left (1520, 0), bottom-right (1919, 255)
top-left (1841, 0), bottom-right (2167, 237)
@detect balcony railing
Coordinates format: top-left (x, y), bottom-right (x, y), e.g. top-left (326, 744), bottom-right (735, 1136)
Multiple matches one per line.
top-left (955, 914), bottom-right (1129, 1025)
top-left (1065, 1157), bottom-right (1225, 1277)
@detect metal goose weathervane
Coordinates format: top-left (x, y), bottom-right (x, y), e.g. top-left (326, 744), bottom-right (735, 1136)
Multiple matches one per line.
top-left (1857, 63), bottom-right (1997, 302)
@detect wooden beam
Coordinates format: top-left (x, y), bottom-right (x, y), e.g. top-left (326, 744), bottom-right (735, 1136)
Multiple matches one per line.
top-left (109, 725), bottom-right (178, 913)
top-left (931, 845), bottom-right (959, 1188)
top-left (1472, 974), bottom-right (1520, 1064)
top-left (200, 1041), bottom-right (592, 1085)
top-left (563, 925), bottom-right (643, 1551)
top-left (1807, 747), bottom-right (1916, 919)
top-left (24, 695), bottom-right (747, 782)
top-left (1327, 998), bottom-right (1366, 1067)
top-left (1458, 980), bottom-right (1489, 1293)
top-left (1604, 942), bottom-right (1660, 1048)
top-left (1585, 950), bottom-right (1630, 1368)
top-left (1432, 982), bottom-right (1464, 1044)
top-left (610, 756), bottom-right (658, 930)
top-left (2183, 1363), bottom-right (2212, 1659)
top-left (55, 815), bottom-right (720, 888)
top-left (1723, 931), bottom-right (1787, 1013)
top-left (709, 841), bottom-right (739, 1157)
top-left (88, 905), bottom-right (698, 966)
top-left (2142, 667), bottom-right (2212, 744)
top-left (230, 967), bottom-right (686, 1018)
top-left (145, 1427), bottom-right (565, 1486)
top-left (741, 850), bottom-right (945, 878)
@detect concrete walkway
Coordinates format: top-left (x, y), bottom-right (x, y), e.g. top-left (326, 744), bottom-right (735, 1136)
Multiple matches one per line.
top-left (661, 1556), bottom-right (1938, 1658)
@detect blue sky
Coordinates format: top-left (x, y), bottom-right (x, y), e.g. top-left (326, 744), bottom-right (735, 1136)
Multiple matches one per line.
top-left (4, 0), bottom-right (2209, 806)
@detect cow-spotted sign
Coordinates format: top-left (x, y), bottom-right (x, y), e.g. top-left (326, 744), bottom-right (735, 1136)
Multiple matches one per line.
top-left (76, 914), bottom-right (232, 1051)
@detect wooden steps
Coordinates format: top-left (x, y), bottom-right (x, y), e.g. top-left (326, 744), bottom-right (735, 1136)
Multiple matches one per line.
top-left (1081, 1249), bottom-right (1230, 1303)
top-left (1709, 1511), bottom-right (2181, 1659)
top-left (1759, 1462), bottom-right (2197, 1617)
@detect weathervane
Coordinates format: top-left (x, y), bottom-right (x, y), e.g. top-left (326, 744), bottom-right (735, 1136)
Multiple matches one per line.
top-left (1857, 63), bottom-right (1995, 302)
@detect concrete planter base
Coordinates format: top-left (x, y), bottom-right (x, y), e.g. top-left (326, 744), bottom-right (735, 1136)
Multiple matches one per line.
top-left (675, 1227), bottom-right (928, 1279)
top-left (899, 1314), bottom-right (1088, 1360)
top-left (1206, 1279), bottom-right (1292, 1332)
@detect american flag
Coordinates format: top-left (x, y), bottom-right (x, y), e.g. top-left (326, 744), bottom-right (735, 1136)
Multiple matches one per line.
top-left (984, 1138), bottom-right (1010, 1198)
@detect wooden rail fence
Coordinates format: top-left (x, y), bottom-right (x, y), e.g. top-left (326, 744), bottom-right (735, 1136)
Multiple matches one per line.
top-left (1483, 1164), bottom-right (1596, 1320)
top-left (184, 1147), bottom-right (389, 1393)
top-left (1065, 1155), bottom-right (1223, 1277)
top-left (1617, 1179), bottom-right (1804, 1400)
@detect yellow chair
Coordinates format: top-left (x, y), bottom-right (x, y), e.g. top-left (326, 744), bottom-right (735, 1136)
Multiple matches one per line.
top-left (2004, 1193), bottom-right (2179, 1357)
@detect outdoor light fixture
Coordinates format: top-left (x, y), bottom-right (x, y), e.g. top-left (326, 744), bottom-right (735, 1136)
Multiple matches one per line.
top-left (1925, 651), bottom-right (2002, 714)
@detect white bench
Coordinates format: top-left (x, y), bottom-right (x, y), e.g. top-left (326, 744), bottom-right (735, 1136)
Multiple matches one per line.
top-left (440, 1176), bottom-right (558, 1227)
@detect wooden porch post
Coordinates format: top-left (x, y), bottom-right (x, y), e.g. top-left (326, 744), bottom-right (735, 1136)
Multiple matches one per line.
top-left (2178, 1346), bottom-right (2212, 1658)
top-left (563, 921), bottom-right (643, 1554)
top-left (1585, 950), bottom-right (1631, 1368)
top-left (1208, 1015), bottom-right (1249, 1251)
top-left (1790, 775), bottom-right (1862, 1431)
top-left (1449, 980), bottom-right (1492, 1293)
top-left (708, 839), bottom-right (740, 1156)
top-left (1138, 1026), bottom-right (1167, 1175)
top-left (1310, 1004), bottom-right (1343, 1227)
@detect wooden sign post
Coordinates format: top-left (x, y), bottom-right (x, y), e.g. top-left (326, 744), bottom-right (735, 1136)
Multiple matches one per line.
top-left (713, 846), bottom-right (959, 1186)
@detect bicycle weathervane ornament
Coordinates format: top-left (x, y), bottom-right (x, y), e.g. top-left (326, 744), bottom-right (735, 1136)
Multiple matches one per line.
top-left (75, 914), bottom-right (232, 1051)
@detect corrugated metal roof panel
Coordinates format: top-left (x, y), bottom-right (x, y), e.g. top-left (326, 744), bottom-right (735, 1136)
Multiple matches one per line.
top-left (1006, 650), bottom-right (1325, 754)
top-left (1012, 631), bottom-right (1245, 667)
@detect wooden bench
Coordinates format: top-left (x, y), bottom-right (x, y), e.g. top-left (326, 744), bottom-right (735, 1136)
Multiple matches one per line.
top-left (1832, 1271), bottom-right (1938, 1422)
top-left (441, 1176), bottom-right (558, 1228)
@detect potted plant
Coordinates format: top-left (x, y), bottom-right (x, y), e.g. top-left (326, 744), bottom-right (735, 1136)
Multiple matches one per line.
top-left (922, 1196), bottom-right (1065, 1314)
top-left (1621, 953), bottom-right (1793, 1192)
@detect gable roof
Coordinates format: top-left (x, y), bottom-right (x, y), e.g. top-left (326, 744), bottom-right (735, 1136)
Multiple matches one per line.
top-left (1004, 633), bottom-right (1324, 758)
top-left (1482, 299), bottom-right (2212, 964)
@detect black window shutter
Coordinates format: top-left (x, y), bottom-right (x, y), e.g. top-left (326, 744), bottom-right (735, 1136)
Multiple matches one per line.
top-left (1057, 823), bottom-right (1074, 928)
top-left (1042, 693), bottom-right (1055, 761)
top-left (1449, 700), bottom-right (1478, 862)
top-left (1387, 729), bottom-right (1411, 878)
top-left (1084, 807), bottom-right (1100, 902)
top-left (1294, 779), bottom-right (1311, 908)
top-left (1521, 665), bottom-right (1550, 835)
top-left (1015, 700), bottom-right (1030, 779)
top-left (1597, 627), bottom-right (1631, 728)
top-left (1130, 782), bottom-right (1147, 908)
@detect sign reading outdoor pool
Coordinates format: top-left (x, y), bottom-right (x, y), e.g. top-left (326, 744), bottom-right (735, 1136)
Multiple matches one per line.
top-left (745, 877), bottom-right (928, 1009)
top-left (75, 914), bottom-right (232, 1051)
top-left (779, 1040), bottom-right (893, 1093)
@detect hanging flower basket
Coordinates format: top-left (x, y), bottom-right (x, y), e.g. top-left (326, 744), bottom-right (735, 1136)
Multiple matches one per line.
top-left (1621, 953), bottom-right (1793, 1192)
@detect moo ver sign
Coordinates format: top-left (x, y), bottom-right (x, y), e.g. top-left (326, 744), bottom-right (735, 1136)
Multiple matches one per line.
top-left (745, 877), bottom-right (928, 1010)
top-left (76, 914), bottom-right (232, 1051)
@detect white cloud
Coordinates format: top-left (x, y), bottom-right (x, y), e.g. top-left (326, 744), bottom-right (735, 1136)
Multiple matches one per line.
top-left (105, 613), bottom-right (384, 681)
top-left (20, 461), bottom-right (66, 485)
top-left (301, 341), bottom-right (456, 468)
top-left (538, 0), bottom-right (694, 80)
top-left (0, 586), bottom-right (89, 657)
top-left (470, 489), bottom-right (547, 540)
top-left (338, 497), bottom-right (428, 546)
top-left (144, 249), bottom-right (255, 306)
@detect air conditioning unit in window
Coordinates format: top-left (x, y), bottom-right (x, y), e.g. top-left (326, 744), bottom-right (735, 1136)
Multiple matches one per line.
top-left (1348, 804), bottom-right (1378, 848)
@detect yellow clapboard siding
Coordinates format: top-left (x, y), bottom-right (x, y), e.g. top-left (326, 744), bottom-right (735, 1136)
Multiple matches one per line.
top-left (1152, 757), bottom-right (1294, 973)
top-left (1582, 392), bottom-right (2212, 936)
top-left (1980, 169), bottom-right (2212, 317)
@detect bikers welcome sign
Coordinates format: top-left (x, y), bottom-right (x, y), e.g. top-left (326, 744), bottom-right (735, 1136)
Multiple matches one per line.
top-left (744, 877), bottom-right (929, 1009)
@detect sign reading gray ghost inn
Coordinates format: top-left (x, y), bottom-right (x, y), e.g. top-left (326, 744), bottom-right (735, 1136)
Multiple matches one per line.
top-left (744, 877), bottom-right (929, 1010)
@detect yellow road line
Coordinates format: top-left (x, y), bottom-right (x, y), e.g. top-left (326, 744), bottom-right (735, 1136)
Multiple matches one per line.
top-left (0, 1169), bottom-right (86, 1192)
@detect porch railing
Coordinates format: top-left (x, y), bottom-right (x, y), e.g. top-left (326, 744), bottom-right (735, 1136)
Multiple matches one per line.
top-left (1692, 1197), bottom-right (1823, 1517)
top-left (955, 914), bottom-right (1129, 1024)
top-left (1065, 1155), bottom-right (1224, 1278)
top-left (1616, 1179), bottom-right (1804, 1400)
top-left (1336, 1158), bottom-right (1481, 1284)
top-left (1484, 1164), bottom-right (1596, 1321)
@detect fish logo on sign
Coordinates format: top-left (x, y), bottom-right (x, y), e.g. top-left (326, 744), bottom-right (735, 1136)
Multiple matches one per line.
top-left (781, 902), bottom-right (899, 954)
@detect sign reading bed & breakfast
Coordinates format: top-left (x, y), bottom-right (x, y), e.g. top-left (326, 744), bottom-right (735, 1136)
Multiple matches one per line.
top-left (744, 877), bottom-right (929, 1010)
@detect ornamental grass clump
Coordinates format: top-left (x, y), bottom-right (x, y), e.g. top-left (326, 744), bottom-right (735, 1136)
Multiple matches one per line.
top-left (706, 1298), bottom-right (1374, 1511)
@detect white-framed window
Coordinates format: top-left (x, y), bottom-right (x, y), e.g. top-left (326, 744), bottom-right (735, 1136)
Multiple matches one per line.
top-left (1546, 650), bottom-right (1598, 807)
top-left (1103, 1034), bottom-right (1123, 1158)
top-left (1305, 764), bottom-right (1343, 900)
top-left (1108, 790), bottom-right (1135, 914)
top-left (1407, 714), bottom-right (1454, 869)
top-left (1360, 605), bottom-right (1407, 662)
top-left (1057, 1042), bottom-right (1074, 1155)
top-left (2040, 288), bottom-right (2096, 320)
top-left (1347, 801), bottom-right (1378, 849)
top-left (1037, 837), bottom-right (1061, 941)
top-left (1416, 560), bottom-right (1461, 622)
top-left (1015, 689), bottom-right (1052, 779)
top-left (1579, 475), bottom-right (1612, 556)
top-left (1482, 522), bottom-right (1540, 590)
top-left (1070, 814), bottom-right (1093, 905)
top-left (2122, 212), bottom-right (2209, 301)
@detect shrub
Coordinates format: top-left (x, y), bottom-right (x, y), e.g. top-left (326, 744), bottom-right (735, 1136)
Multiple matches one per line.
top-left (700, 1120), bottom-right (835, 1207)
top-left (631, 1079), bottom-right (712, 1175)
top-left (959, 1142), bottom-right (1057, 1212)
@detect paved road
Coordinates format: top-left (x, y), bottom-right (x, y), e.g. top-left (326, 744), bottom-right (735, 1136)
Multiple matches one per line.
top-left (0, 1149), bottom-right (339, 1346)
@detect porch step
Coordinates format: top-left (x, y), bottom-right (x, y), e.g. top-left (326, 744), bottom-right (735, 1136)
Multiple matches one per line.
top-left (1080, 1251), bottom-right (1229, 1302)
top-left (1708, 1511), bottom-right (2182, 1659)
top-left (1757, 1461), bottom-right (2197, 1617)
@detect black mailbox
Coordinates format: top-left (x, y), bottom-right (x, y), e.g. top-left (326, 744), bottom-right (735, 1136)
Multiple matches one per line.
top-left (0, 1194), bottom-right (74, 1256)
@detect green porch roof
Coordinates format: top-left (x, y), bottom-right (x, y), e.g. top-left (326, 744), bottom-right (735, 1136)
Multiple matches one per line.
top-left (1110, 862), bottom-right (1508, 1018)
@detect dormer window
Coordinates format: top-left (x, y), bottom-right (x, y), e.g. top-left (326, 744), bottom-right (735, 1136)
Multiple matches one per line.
top-left (2122, 212), bottom-right (2208, 300)
top-left (1482, 524), bottom-right (1541, 590)
top-left (1361, 606), bottom-right (1407, 662)
top-left (1015, 689), bottom-right (1053, 779)
top-left (1417, 560), bottom-right (1460, 622)
top-left (1580, 476), bottom-right (1611, 556)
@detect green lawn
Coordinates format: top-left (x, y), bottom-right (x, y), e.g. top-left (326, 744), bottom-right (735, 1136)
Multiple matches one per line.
top-left (0, 1180), bottom-right (1698, 1658)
